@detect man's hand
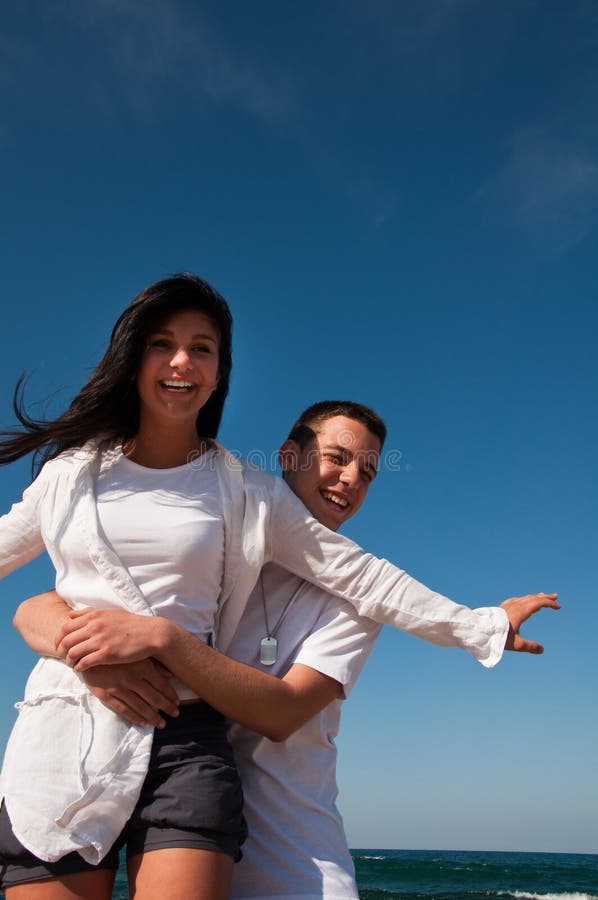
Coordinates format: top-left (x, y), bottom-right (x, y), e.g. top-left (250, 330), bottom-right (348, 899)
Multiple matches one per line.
top-left (500, 593), bottom-right (560, 653)
top-left (56, 607), bottom-right (167, 671)
top-left (83, 659), bottom-right (179, 729)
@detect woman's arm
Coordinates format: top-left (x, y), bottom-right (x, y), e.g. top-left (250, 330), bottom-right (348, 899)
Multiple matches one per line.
top-left (58, 607), bottom-right (342, 741)
top-left (16, 596), bottom-right (341, 741)
top-left (54, 591), bottom-right (557, 740)
top-left (265, 477), bottom-right (560, 663)
top-left (0, 472), bottom-right (48, 579)
top-left (14, 593), bottom-right (180, 728)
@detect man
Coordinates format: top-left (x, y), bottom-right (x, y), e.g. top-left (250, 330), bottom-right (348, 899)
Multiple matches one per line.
top-left (227, 402), bottom-right (385, 896)
top-left (14, 401), bottom-right (558, 898)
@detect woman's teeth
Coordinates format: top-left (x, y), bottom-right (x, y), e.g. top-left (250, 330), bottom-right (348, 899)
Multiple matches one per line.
top-left (162, 380), bottom-right (194, 391)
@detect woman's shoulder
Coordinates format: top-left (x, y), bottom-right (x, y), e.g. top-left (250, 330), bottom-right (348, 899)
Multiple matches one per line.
top-left (210, 441), bottom-right (281, 500)
top-left (220, 445), bottom-right (279, 485)
top-left (39, 439), bottom-right (110, 477)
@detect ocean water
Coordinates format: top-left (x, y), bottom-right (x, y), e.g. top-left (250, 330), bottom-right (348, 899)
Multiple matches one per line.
top-left (110, 848), bottom-right (598, 898)
top-left (352, 849), bottom-right (598, 900)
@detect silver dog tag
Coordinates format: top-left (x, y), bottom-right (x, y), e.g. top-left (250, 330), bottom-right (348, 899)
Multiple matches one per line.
top-left (260, 636), bottom-right (278, 666)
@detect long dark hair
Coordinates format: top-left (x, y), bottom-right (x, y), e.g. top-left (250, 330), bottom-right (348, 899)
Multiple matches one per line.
top-left (0, 273), bottom-right (233, 473)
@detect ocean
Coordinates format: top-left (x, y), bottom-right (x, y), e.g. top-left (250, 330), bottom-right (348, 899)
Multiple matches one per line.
top-left (110, 848), bottom-right (598, 898)
top-left (351, 849), bottom-right (598, 900)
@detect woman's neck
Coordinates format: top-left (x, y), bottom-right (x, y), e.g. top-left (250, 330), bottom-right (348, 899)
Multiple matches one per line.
top-left (124, 424), bottom-right (210, 469)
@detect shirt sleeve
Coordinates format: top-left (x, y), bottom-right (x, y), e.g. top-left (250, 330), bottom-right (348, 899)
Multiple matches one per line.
top-left (267, 476), bottom-right (509, 668)
top-left (292, 589), bottom-right (382, 698)
top-left (0, 469), bottom-right (48, 579)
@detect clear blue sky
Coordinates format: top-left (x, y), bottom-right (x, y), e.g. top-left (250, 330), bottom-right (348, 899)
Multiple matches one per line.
top-left (1, 1), bottom-right (596, 855)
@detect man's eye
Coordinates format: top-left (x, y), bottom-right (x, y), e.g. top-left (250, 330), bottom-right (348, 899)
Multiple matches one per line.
top-left (323, 454), bottom-right (343, 465)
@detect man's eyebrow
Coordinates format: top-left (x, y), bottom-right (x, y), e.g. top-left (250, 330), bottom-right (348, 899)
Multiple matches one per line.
top-left (320, 443), bottom-right (349, 456)
top-left (321, 443), bottom-right (379, 476)
top-left (362, 458), bottom-right (378, 478)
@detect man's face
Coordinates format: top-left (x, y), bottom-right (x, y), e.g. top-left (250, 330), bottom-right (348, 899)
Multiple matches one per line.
top-left (281, 415), bottom-right (381, 532)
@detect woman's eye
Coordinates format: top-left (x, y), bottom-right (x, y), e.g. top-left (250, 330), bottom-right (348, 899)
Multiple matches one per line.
top-left (149, 339), bottom-right (171, 350)
top-left (191, 344), bottom-right (212, 354)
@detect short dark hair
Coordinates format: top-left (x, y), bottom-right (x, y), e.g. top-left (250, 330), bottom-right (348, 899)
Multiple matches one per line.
top-left (0, 272), bottom-right (233, 473)
top-left (287, 400), bottom-right (387, 450)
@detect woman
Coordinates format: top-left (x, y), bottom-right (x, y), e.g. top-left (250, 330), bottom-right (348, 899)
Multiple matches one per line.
top-left (0, 273), bottom-right (245, 899)
top-left (0, 273), bottom-right (551, 898)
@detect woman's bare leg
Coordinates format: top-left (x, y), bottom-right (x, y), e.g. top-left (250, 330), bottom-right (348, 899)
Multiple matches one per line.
top-left (5, 868), bottom-right (115, 900)
top-left (127, 848), bottom-right (234, 900)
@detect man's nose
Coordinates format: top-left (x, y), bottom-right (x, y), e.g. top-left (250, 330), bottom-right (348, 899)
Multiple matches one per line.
top-left (339, 461), bottom-right (360, 488)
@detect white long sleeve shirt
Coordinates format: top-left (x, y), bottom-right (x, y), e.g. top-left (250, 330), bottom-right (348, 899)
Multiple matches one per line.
top-left (0, 441), bottom-right (508, 864)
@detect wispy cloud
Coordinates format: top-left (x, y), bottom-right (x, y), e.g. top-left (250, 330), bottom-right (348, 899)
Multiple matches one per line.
top-left (33, 0), bottom-right (290, 123)
top-left (475, 131), bottom-right (598, 251)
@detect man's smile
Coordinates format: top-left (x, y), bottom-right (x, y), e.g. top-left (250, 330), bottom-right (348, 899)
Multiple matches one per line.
top-left (321, 491), bottom-right (350, 509)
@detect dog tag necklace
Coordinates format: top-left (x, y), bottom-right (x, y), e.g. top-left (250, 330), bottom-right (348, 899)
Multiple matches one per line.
top-left (259, 572), bottom-right (306, 666)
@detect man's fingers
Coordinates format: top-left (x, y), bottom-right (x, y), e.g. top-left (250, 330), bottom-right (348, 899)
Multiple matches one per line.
top-left (59, 609), bottom-right (96, 639)
top-left (72, 648), bottom-right (106, 671)
top-left (59, 635), bottom-right (93, 666)
top-left (56, 622), bottom-right (92, 655)
top-left (68, 608), bottom-right (95, 620)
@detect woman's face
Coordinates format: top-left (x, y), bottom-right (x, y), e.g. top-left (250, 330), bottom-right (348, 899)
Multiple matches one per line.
top-left (136, 308), bottom-right (220, 433)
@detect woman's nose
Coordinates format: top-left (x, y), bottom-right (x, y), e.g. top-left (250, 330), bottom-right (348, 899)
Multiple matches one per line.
top-left (170, 347), bottom-right (192, 370)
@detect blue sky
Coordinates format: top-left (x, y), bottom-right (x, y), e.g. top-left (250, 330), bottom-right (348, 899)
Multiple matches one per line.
top-left (1, 0), bottom-right (596, 855)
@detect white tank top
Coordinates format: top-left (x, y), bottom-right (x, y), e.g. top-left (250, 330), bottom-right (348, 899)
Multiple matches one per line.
top-left (96, 447), bottom-right (224, 648)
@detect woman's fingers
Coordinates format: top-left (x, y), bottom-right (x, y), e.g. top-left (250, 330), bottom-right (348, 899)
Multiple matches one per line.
top-left (82, 661), bottom-right (180, 727)
top-left (501, 593), bottom-right (560, 652)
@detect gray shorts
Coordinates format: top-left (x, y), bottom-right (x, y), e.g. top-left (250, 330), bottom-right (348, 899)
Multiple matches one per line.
top-left (0, 702), bottom-right (246, 888)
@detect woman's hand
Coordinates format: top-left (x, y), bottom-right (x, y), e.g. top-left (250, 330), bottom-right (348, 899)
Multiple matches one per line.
top-left (56, 607), bottom-right (168, 671)
top-left (500, 592), bottom-right (560, 653)
top-left (83, 659), bottom-right (179, 728)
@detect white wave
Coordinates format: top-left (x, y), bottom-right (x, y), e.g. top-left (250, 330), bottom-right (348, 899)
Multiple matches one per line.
top-left (511, 892), bottom-right (598, 900)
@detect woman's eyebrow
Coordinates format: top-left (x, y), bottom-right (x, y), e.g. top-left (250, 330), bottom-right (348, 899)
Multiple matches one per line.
top-left (150, 328), bottom-right (218, 343)
top-left (190, 333), bottom-right (219, 343)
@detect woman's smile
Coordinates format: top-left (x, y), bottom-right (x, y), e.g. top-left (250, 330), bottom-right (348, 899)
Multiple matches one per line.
top-left (136, 309), bottom-right (220, 429)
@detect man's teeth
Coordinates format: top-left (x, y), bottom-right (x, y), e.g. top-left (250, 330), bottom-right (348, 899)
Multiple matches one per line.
top-left (162, 380), bottom-right (194, 390)
top-left (322, 492), bottom-right (348, 508)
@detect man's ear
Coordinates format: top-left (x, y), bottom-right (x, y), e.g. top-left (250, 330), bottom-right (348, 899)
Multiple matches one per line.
top-left (278, 439), bottom-right (300, 478)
